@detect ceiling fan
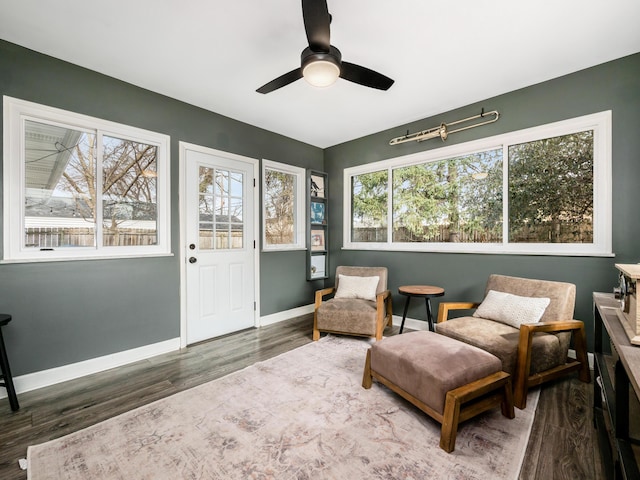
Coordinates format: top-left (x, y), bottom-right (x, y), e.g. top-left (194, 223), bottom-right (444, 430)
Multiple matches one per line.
top-left (256, 0), bottom-right (394, 94)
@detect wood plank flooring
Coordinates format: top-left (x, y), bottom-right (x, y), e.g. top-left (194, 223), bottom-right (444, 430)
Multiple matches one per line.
top-left (0, 315), bottom-right (605, 480)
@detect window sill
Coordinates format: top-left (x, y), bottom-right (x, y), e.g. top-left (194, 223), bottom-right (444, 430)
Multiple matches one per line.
top-left (342, 244), bottom-right (615, 257)
top-left (1, 252), bottom-right (175, 264)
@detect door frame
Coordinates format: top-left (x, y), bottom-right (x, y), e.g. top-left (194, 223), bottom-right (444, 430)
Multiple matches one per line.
top-left (178, 141), bottom-right (260, 348)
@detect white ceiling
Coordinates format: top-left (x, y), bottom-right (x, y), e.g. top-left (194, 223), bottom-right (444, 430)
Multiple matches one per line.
top-left (2, 0), bottom-right (639, 148)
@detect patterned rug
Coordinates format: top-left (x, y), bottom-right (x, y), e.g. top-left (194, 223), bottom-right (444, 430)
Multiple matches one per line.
top-left (26, 335), bottom-right (539, 479)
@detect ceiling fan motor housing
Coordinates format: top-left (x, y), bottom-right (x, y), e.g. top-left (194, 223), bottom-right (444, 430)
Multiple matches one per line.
top-left (301, 45), bottom-right (342, 70)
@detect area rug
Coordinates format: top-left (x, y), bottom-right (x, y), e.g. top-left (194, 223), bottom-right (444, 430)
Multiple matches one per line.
top-left (26, 335), bottom-right (539, 479)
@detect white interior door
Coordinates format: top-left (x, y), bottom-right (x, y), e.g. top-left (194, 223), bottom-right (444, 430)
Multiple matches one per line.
top-left (184, 147), bottom-right (256, 344)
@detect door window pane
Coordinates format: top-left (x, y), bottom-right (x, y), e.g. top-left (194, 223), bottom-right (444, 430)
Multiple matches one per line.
top-left (200, 167), bottom-right (244, 251)
top-left (199, 167), bottom-right (215, 250)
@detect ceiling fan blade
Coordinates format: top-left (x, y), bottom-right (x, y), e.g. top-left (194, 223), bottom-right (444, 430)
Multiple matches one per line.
top-left (302, 0), bottom-right (331, 52)
top-left (256, 68), bottom-right (303, 94)
top-left (340, 61), bottom-right (394, 90)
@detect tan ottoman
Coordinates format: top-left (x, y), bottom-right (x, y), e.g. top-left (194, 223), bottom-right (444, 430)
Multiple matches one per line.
top-left (362, 330), bottom-right (514, 452)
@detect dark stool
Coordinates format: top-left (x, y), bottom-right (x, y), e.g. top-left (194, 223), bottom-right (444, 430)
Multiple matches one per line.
top-left (0, 314), bottom-right (19, 411)
top-left (398, 285), bottom-right (445, 333)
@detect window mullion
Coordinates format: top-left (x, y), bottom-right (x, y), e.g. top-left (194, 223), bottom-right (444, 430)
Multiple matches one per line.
top-left (387, 167), bottom-right (393, 244)
top-left (502, 143), bottom-right (509, 246)
top-left (96, 130), bottom-right (104, 249)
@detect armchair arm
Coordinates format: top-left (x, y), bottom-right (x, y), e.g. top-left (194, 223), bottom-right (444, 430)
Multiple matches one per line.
top-left (519, 319), bottom-right (585, 334)
top-left (513, 318), bottom-right (590, 407)
top-left (376, 289), bottom-right (392, 311)
top-left (437, 302), bottom-right (480, 323)
top-left (314, 286), bottom-right (336, 309)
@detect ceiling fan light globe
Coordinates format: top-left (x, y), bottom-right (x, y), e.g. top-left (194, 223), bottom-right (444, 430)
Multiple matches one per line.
top-left (303, 60), bottom-right (340, 88)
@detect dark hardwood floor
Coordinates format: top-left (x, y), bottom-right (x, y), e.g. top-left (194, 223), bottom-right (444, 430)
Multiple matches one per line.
top-left (0, 315), bottom-right (605, 480)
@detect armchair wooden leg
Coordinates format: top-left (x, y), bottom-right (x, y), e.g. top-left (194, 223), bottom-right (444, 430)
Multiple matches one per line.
top-left (514, 326), bottom-right (535, 409)
top-left (362, 349), bottom-right (373, 389)
top-left (312, 313), bottom-right (320, 341)
top-left (501, 378), bottom-right (515, 419)
top-left (574, 324), bottom-right (591, 383)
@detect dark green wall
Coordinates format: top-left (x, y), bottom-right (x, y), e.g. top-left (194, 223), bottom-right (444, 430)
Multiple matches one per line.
top-left (324, 53), bottom-right (640, 350)
top-left (0, 40), bottom-right (323, 375)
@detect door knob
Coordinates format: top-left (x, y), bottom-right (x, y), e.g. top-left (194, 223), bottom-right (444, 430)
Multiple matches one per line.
top-left (189, 257), bottom-right (197, 264)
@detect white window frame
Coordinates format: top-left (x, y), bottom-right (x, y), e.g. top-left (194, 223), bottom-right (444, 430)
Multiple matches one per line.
top-left (344, 111), bottom-right (612, 256)
top-left (261, 159), bottom-right (306, 251)
top-left (3, 96), bottom-right (171, 262)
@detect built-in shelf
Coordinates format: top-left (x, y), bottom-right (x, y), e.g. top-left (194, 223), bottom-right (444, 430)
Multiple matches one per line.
top-left (307, 170), bottom-right (328, 281)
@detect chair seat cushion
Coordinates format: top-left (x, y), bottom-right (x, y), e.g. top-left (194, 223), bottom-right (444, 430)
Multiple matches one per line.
top-left (370, 331), bottom-right (502, 414)
top-left (316, 298), bottom-right (378, 336)
top-left (436, 316), bottom-right (568, 375)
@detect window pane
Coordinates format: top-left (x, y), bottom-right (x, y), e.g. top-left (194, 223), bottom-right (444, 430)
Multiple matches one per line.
top-left (392, 149), bottom-right (502, 243)
top-left (351, 171), bottom-right (388, 242)
top-left (102, 136), bottom-right (158, 246)
top-left (264, 168), bottom-right (295, 245)
top-left (199, 167), bottom-right (215, 250)
top-left (508, 131), bottom-right (593, 243)
top-left (215, 168), bottom-right (243, 250)
top-left (24, 120), bottom-right (97, 248)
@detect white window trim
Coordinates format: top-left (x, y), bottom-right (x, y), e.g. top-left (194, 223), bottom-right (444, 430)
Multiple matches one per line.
top-left (261, 159), bottom-right (306, 251)
top-left (3, 96), bottom-right (171, 263)
top-left (343, 111), bottom-right (613, 257)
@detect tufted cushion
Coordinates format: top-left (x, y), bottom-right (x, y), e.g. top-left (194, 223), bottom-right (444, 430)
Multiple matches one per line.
top-left (334, 274), bottom-right (380, 301)
top-left (473, 290), bottom-right (550, 328)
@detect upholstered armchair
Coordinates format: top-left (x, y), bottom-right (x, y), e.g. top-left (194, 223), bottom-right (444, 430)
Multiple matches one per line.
top-left (313, 266), bottom-right (393, 341)
top-left (436, 274), bottom-right (590, 409)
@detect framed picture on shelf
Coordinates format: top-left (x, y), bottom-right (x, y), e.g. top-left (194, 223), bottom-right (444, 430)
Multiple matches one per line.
top-left (310, 174), bottom-right (325, 198)
top-left (311, 229), bottom-right (325, 251)
top-left (310, 201), bottom-right (325, 224)
top-left (310, 254), bottom-right (326, 278)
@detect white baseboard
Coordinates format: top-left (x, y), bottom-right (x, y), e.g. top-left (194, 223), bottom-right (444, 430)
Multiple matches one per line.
top-left (395, 314), bottom-right (430, 332)
top-left (2, 310), bottom-right (594, 400)
top-left (2, 337), bottom-right (181, 398)
top-left (2, 305), bottom-right (316, 400)
top-left (260, 304), bottom-right (314, 326)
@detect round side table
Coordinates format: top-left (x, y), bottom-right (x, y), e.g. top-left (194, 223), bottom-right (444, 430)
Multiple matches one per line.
top-left (398, 285), bottom-right (445, 333)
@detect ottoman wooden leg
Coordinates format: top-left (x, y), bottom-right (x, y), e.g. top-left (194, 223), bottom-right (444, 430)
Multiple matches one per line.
top-left (439, 371), bottom-right (513, 452)
top-left (440, 391), bottom-right (462, 453)
top-left (501, 378), bottom-right (515, 419)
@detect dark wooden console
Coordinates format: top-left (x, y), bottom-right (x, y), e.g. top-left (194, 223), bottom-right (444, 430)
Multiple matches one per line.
top-left (594, 292), bottom-right (640, 480)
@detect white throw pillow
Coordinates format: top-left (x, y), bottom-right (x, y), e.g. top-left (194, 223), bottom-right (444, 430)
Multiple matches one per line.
top-left (473, 290), bottom-right (550, 328)
top-left (334, 274), bottom-right (380, 302)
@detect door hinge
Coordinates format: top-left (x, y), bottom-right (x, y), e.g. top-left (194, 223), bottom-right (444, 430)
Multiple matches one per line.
top-left (253, 178), bottom-right (256, 187)
top-left (254, 301), bottom-right (257, 311)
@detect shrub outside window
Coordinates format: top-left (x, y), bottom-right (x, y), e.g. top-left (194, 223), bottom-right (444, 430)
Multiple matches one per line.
top-left (3, 96), bottom-right (171, 262)
top-left (344, 111), bottom-right (611, 256)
